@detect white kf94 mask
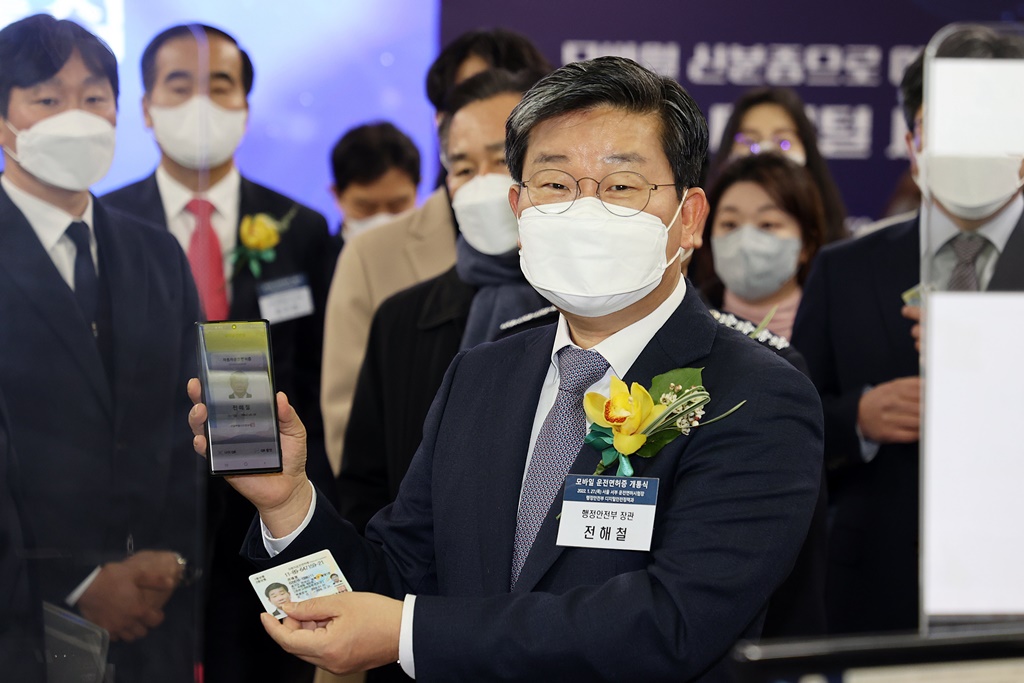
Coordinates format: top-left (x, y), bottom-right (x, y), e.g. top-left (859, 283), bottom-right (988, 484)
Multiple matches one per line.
top-left (518, 193), bottom-right (688, 318)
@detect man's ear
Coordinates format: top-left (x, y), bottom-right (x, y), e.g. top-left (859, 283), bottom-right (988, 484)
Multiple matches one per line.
top-left (142, 94), bottom-right (153, 129)
top-left (0, 115), bottom-right (13, 152)
top-left (905, 131), bottom-right (919, 179)
top-left (508, 184), bottom-right (521, 216)
top-left (678, 188), bottom-right (709, 252)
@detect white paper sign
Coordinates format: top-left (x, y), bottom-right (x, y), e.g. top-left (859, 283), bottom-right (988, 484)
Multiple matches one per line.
top-left (922, 292), bottom-right (1024, 618)
top-left (929, 59), bottom-right (1024, 156)
top-left (556, 475), bottom-right (658, 552)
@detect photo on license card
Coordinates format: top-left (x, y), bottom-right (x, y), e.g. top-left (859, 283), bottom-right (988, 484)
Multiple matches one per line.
top-left (249, 549), bottom-right (352, 619)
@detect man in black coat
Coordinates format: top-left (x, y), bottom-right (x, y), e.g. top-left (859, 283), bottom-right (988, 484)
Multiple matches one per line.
top-left (102, 23), bottom-right (337, 683)
top-left (793, 26), bottom-right (1024, 634)
top-left (0, 15), bottom-right (201, 680)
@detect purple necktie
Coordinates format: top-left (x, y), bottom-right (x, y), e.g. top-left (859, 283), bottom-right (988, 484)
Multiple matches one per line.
top-left (511, 345), bottom-right (609, 588)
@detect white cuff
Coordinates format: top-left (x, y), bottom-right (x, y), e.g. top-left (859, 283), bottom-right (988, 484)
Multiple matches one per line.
top-left (261, 482), bottom-right (317, 557)
top-left (399, 594), bottom-right (416, 679)
top-left (857, 385), bottom-right (881, 463)
top-left (66, 566), bottom-right (102, 606)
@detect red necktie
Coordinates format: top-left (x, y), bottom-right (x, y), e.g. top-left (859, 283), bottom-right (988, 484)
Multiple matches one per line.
top-left (186, 198), bottom-right (229, 321)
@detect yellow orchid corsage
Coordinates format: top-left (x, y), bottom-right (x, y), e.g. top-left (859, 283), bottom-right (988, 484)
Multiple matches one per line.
top-left (583, 368), bottom-right (745, 477)
top-left (232, 206), bottom-right (298, 278)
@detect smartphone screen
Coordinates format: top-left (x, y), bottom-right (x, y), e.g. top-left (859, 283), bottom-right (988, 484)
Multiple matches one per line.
top-left (196, 320), bottom-right (283, 475)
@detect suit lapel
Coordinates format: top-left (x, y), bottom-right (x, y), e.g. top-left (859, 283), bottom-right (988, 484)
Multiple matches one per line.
top-left (0, 188), bottom-right (113, 416)
top-left (512, 283), bottom-right (718, 592)
top-left (126, 174), bottom-right (169, 230)
top-left (94, 203), bottom-right (150, 448)
top-left (870, 219), bottom-right (919, 363)
top-left (475, 326), bottom-right (556, 594)
top-left (231, 178), bottom-right (258, 318)
top-left (988, 208), bottom-right (1024, 291)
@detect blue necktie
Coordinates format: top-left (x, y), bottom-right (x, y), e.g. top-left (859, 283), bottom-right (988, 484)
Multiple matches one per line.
top-left (511, 345), bottom-right (609, 588)
top-left (65, 221), bottom-right (98, 330)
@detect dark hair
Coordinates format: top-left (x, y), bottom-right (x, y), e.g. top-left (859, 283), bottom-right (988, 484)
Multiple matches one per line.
top-left (264, 582), bottom-right (288, 597)
top-left (426, 28), bottom-right (551, 110)
top-left (706, 87), bottom-right (846, 244)
top-left (692, 154), bottom-right (826, 307)
top-left (141, 24), bottom-right (254, 95)
top-left (438, 68), bottom-right (547, 162)
top-left (0, 14), bottom-right (118, 118)
top-left (506, 56), bottom-right (706, 196)
top-left (899, 25), bottom-right (1024, 132)
top-left (331, 122), bottom-right (421, 194)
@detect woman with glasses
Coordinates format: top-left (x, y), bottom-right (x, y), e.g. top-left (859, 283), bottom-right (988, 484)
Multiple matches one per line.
top-left (707, 87), bottom-right (848, 244)
top-left (692, 153), bottom-right (826, 340)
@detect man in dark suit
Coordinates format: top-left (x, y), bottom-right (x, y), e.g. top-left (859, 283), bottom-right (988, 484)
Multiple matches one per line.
top-left (792, 25), bottom-right (1024, 635)
top-left (191, 56), bottom-right (823, 681)
top-left (101, 23), bottom-right (337, 683)
top-left (0, 14), bottom-right (200, 681)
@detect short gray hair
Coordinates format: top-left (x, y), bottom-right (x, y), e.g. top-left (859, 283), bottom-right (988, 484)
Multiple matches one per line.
top-left (505, 56), bottom-right (707, 194)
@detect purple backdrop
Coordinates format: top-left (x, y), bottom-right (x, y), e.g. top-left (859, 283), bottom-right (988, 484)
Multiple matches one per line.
top-left (441, 0), bottom-right (1024, 230)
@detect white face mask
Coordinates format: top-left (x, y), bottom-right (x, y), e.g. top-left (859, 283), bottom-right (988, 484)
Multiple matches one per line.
top-left (342, 210), bottom-right (406, 240)
top-left (148, 95), bottom-right (247, 169)
top-left (451, 173), bottom-right (519, 255)
top-left (917, 152), bottom-right (1024, 221)
top-left (518, 194), bottom-right (687, 318)
top-left (5, 110), bottom-right (116, 191)
top-left (711, 225), bottom-right (802, 302)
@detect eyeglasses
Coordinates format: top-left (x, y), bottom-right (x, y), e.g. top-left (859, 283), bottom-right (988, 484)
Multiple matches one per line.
top-left (732, 132), bottom-right (798, 156)
top-left (520, 169), bottom-right (682, 217)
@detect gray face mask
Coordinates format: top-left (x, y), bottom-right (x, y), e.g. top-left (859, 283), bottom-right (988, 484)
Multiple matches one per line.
top-left (711, 225), bottom-right (802, 301)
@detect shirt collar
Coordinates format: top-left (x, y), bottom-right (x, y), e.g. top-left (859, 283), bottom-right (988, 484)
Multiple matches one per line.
top-left (2, 175), bottom-right (95, 251)
top-left (155, 163), bottom-right (241, 219)
top-left (550, 276), bottom-right (688, 379)
top-left (921, 193), bottom-right (1023, 256)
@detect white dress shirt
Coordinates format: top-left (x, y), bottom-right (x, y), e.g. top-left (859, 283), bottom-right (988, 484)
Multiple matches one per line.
top-left (263, 276), bottom-right (689, 678)
top-left (2, 175), bottom-right (97, 285)
top-left (920, 194), bottom-right (1022, 291)
top-left (2, 175), bottom-right (103, 604)
top-left (155, 164), bottom-right (240, 298)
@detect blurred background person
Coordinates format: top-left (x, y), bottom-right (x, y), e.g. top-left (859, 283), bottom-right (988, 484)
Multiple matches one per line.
top-left (338, 68), bottom-right (547, 536)
top-left (103, 22), bottom-right (338, 683)
top-left (707, 87), bottom-right (848, 244)
top-left (793, 25), bottom-right (1024, 635)
top-left (329, 121), bottom-right (420, 247)
top-left (692, 153), bottom-right (826, 340)
top-left (320, 28), bottom-right (551, 482)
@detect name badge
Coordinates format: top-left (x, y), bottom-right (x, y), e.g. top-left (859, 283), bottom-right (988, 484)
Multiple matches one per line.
top-left (556, 475), bottom-right (658, 551)
top-left (257, 274), bottom-right (314, 324)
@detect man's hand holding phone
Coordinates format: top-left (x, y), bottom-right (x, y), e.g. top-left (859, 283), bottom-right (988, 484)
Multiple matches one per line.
top-left (187, 378), bottom-right (313, 539)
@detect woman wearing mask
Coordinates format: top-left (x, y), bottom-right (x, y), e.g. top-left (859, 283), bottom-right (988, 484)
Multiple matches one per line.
top-left (708, 87), bottom-right (847, 244)
top-left (693, 154), bottom-right (825, 340)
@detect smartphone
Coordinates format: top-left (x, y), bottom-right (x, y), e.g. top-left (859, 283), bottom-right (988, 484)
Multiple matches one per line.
top-left (196, 320), bottom-right (283, 475)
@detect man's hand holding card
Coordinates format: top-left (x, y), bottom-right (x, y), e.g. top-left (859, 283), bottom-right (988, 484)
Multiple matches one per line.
top-left (249, 550), bottom-right (400, 674)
